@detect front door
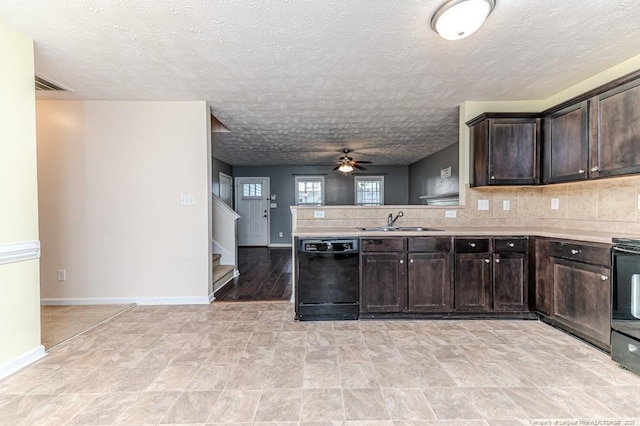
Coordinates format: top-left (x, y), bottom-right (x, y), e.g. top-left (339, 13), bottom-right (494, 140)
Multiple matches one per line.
top-left (235, 177), bottom-right (269, 246)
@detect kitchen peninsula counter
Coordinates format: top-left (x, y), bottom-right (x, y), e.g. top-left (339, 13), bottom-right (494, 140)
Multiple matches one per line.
top-left (292, 226), bottom-right (636, 244)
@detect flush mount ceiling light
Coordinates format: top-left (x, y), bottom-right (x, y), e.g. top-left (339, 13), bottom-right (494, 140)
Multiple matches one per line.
top-left (431, 0), bottom-right (495, 40)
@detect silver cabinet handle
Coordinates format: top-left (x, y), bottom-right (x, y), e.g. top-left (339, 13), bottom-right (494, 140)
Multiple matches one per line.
top-left (484, 259), bottom-right (490, 263)
top-left (469, 243), bottom-right (476, 248)
top-left (495, 259), bottom-right (501, 263)
top-left (508, 242), bottom-right (515, 248)
top-left (601, 275), bottom-right (608, 281)
top-left (578, 169), bottom-right (585, 174)
top-left (410, 259), bottom-right (414, 264)
top-left (571, 249), bottom-right (581, 255)
top-left (490, 176), bottom-right (496, 180)
top-left (591, 166), bottom-right (599, 172)
top-left (400, 259), bottom-right (404, 264)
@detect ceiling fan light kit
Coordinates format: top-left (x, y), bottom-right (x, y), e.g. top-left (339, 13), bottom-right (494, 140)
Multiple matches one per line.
top-left (431, 0), bottom-right (495, 40)
top-left (334, 148), bottom-right (370, 174)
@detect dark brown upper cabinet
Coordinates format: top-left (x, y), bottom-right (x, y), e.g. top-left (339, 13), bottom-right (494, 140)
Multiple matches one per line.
top-left (590, 78), bottom-right (640, 178)
top-left (467, 113), bottom-right (541, 187)
top-left (542, 101), bottom-right (589, 183)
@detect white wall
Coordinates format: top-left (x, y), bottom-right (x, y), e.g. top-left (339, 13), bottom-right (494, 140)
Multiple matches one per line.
top-left (0, 22), bottom-right (44, 376)
top-left (37, 100), bottom-right (212, 304)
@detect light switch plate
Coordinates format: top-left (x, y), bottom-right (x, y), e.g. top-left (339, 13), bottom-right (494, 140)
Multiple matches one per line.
top-left (503, 200), bottom-right (511, 211)
top-left (180, 194), bottom-right (196, 205)
top-left (314, 210), bottom-right (325, 218)
top-left (478, 199), bottom-right (490, 211)
top-left (551, 198), bottom-right (559, 210)
top-left (445, 210), bottom-right (457, 218)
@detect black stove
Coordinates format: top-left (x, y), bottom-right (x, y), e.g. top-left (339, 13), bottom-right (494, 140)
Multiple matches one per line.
top-left (611, 238), bottom-right (640, 375)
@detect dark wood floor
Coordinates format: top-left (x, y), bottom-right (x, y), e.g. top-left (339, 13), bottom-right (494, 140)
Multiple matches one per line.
top-left (214, 247), bottom-right (292, 302)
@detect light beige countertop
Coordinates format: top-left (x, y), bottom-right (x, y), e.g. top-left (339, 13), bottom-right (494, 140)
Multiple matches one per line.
top-left (292, 226), bottom-right (639, 244)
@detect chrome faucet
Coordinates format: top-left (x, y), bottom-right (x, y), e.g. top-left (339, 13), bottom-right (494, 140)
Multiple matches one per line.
top-left (387, 211), bottom-right (404, 228)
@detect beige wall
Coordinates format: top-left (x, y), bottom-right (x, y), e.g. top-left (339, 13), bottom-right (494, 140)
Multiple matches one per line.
top-left (37, 100), bottom-right (212, 303)
top-left (0, 22), bottom-right (43, 370)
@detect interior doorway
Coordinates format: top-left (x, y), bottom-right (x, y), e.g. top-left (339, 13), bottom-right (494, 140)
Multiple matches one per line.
top-left (235, 177), bottom-right (270, 246)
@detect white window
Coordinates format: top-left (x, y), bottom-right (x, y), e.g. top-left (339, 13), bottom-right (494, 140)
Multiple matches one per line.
top-left (295, 176), bottom-right (325, 206)
top-left (355, 176), bottom-right (384, 206)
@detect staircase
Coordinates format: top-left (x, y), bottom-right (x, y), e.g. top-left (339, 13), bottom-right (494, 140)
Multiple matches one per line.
top-left (213, 253), bottom-right (235, 293)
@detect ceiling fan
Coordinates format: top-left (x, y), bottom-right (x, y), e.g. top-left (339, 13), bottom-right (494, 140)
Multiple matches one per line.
top-left (333, 149), bottom-right (372, 173)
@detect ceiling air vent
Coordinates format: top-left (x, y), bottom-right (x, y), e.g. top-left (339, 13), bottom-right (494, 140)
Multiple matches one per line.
top-left (35, 75), bottom-right (67, 91)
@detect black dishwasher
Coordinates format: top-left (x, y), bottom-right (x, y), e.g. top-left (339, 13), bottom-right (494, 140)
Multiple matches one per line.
top-left (295, 237), bottom-right (359, 320)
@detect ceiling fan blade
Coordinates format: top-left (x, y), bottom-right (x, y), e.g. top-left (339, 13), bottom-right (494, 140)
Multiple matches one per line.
top-left (332, 165), bottom-right (340, 170)
top-left (356, 160), bottom-right (372, 164)
top-left (354, 164), bottom-right (367, 171)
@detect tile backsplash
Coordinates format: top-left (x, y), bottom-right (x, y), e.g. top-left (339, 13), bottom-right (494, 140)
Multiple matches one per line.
top-left (294, 175), bottom-right (640, 235)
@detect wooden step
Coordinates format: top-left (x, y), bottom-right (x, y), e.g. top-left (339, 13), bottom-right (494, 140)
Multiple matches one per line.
top-left (213, 264), bottom-right (235, 293)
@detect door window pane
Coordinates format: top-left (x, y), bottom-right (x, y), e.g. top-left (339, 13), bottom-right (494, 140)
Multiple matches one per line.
top-left (242, 183), bottom-right (262, 199)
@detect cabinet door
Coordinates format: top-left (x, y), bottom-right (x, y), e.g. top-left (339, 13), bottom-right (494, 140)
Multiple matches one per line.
top-left (454, 253), bottom-right (491, 311)
top-left (592, 80), bottom-right (640, 177)
top-left (533, 238), bottom-right (553, 316)
top-left (360, 252), bottom-right (405, 313)
top-left (552, 258), bottom-right (611, 349)
top-left (493, 252), bottom-right (527, 311)
top-left (407, 252), bottom-right (452, 312)
top-left (543, 102), bottom-right (589, 183)
top-left (488, 118), bottom-right (540, 185)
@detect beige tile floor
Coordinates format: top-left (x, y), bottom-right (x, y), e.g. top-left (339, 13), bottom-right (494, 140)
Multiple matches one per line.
top-left (2, 301), bottom-right (640, 425)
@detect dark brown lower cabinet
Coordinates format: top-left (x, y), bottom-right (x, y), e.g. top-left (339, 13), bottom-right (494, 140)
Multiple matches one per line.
top-left (540, 239), bottom-right (612, 350)
top-left (360, 252), bottom-right (405, 313)
top-left (360, 237), bottom-right (452, 314)
top-left (532, 238), bottom-right (553, 315)
top-left (552, 257), bottom-right (611, 349)
top-left (408, 252), bottom-right (452, 312)
top-left (493, 252), bottom-right (527, 311)
top-left (454, 252), bottom-right (492, 311)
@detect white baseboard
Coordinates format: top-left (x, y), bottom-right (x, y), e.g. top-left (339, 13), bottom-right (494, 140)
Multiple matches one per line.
top-left (268, 243), bottom-right (292, 248)
top-left (0, 345), bottom-right (46, 380)
top-left (41, 296), bottom-right (211, 306)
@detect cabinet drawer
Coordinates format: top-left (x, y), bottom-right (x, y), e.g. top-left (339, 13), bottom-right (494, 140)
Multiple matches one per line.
top-left (454, 238), bottom-right (490, 253)
top-left (361, 237), bottom-right (406, 252)
top-left (408, 237), bottom-right (451, 252)
top-left (549, 241), bottom-right (611, 266)
top-left (494, 237), bottom-right (527, 252)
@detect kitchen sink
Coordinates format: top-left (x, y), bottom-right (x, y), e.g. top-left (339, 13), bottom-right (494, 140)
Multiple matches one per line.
top-left (358, 226), bottom-right (444, 232)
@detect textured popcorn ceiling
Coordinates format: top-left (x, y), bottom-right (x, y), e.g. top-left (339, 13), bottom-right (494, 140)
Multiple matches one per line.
top-left (2, 1), bottom-right (640, 166)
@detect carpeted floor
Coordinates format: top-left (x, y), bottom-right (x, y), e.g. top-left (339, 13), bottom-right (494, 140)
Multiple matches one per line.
top-left (40, 304), bottom-right (134, 349)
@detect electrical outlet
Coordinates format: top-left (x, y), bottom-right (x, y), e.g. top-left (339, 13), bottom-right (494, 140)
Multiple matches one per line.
top-left (551, 198), bottom-right (560, 210)
top-left (478, 199), bottom-right (490, 211)
top-left (314, 210), bottom-right (325, 218)
top-left (279, 232), bottom-right (283, 238)
top-left (503, 200), bottom-right (511, 211)
top-left (57, 269), bottom-right (66, 281)
top-left (445, 210), bottom-right (457, 218)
